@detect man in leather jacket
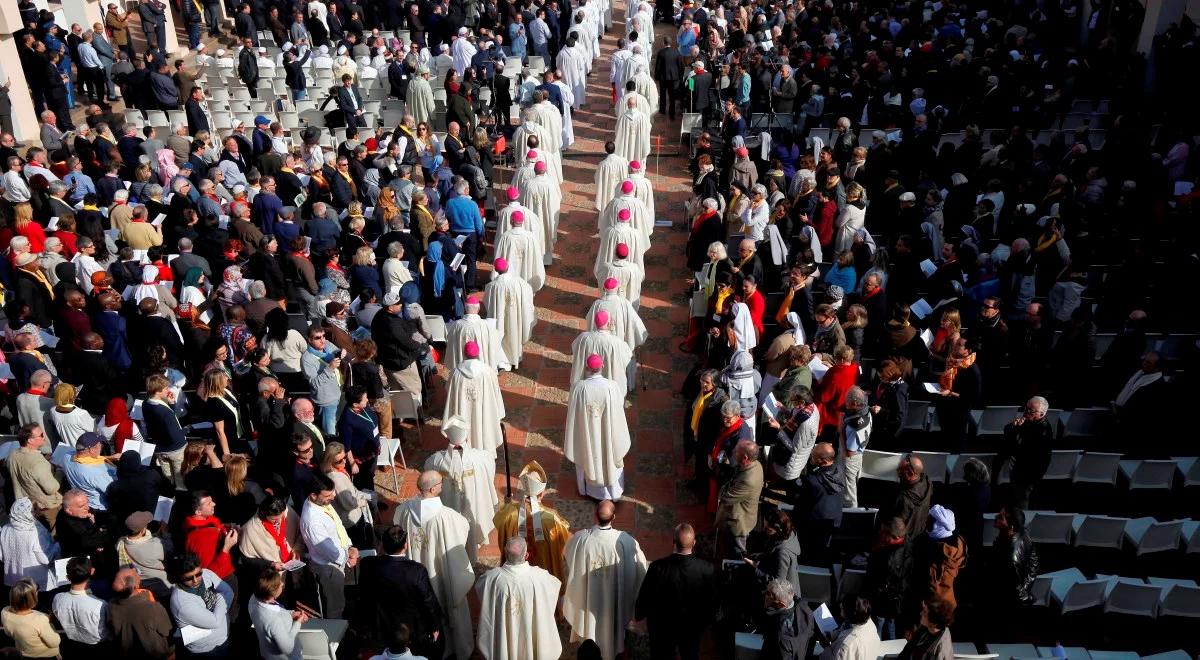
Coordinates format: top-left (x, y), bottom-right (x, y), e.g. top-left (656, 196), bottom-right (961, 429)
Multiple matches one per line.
top-left (986, 505), bottom-right (1039, 622)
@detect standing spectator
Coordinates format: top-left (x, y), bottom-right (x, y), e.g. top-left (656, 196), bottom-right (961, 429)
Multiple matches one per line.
top-left (7, 423), bottom-right (63, 529)
top-left (182, 491), bottom-right (239, 590)
top-left (52, 556), bottom-right (112, 655)
top-left (169, 552), bottom-right (234, 656)
top-left (358, 526), bottom-right (444, 657)
top-left (840, 386), bottom-right (873, 507)
top-left (62, 432), bottom-right (117, 510)
top-left (108, 568), bottom-right (174, 658)
top-left (906, 505), bottom-right (966, 627)
top-left (985, 505), bottom-right (1039, 624)
top-left (821, 596), bottom-right (881, 660)
top-left (898, 598), bottom-right (955, 660)
top-left (715, 439), bottom-right (763, 558)
top-left (299, 474), bottom-right (358, 618)
top-left (793, 443), bottom-right (844, 561)
top-left (301, 325), bottom-right (345, 435)
top-left (761, 578), bottom-right (815, 660)
top-left (0, 499), bottom-right (61, 590)
top-left (879, 455), bottom-right (933, 542)
top-left (864, 517), bottom-right (912, 640)
top-left (995, 396), bottom-right (1055, 509)
top-left (634, 523), bottom-right (717, 660)
top-left (248, 569), bottom-right (309, 660)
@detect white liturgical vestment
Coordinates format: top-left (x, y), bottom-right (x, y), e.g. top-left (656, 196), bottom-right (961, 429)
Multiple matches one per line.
top-left (443, 359), bottom-right (506, 456)
top-left (563, 374), bottom-right (631, 500)
top-left (562, 525), bottom-right (649, 660)
top-left (475, 561), bottom-right (563, 660)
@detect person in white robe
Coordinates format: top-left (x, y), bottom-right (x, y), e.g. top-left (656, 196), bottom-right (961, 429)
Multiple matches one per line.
top-left (594, 144), bottom-right (628, 211)
top-left (484, 258), bottom-right (537, 369)
top-left (451, 28), bottom-right (478, 76)
top-left (626, 160), bottom-right (656, 228)
top-left (407, 67), bottom-right (436, 126)
top-left (587, 279), bottom-right (649, 351)
top-left (392, 471), bottom-right (476, 660)
top-left (613, 97), bottom-right (651, 164)
top-left (599, 245), bottom-right (644, 310)
top-left (514, 111), bottom-right (564, 186)
top-left (495, 187), bottom-right (546, 259)
top-left (475, 536), bottom-right (563, 660)
top-left (422, 415), bottom-right (499, 563)
top-left (551, 73), bottom-right (576, 149)
top-left (520, 162), bottom-right (562, 259)
top-left (431, 44), bottom-right (453, 82)
top-left (570, 7), bottom-right (600, 62)
top-left (564, 356), bottom-right (631, 501)
top-left (609, 40), bottom-right (633, 100)
top-left (621, 49), bottom-right (649, 90)
top-left (510, 155), bottom-right (538, 197)
top-left (632, 70), bottom-right (659, 114)
top-left (445, 296), bottom-right (510, 371)
top-left (618, 87), bottom-right (652, 118)
top-left (570, 310), bottom-right (634, 395)
top-left (443, 340), bottom-right (507, 456)
top-left (562, 500), bottom-right (649, 660)
top-left (593, 208), bottom-right (648, 282)
top-left (492, 211), bottom-right (546, 291)
top-left (556, 34), bottom-right (589, 107)
top-left (599, 180), bottom-right (652, 237)
top-left (530, 95), bottom-right (563, 154)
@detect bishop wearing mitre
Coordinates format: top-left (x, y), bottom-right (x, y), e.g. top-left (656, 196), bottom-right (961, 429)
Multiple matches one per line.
top-left (443, 340), bottom-right (506, 456)
top-left (599, 243), bottom-right (645, 309)
top-left (492, 210), bottom-right (546, 291)
top-left (570, 310), bottom-right (633, 395)
top-left (392, 471), bottom-right (476, 660)
top-left (445, 296), bottom-right (509, 371)
top-left (587, 278), bottom-right (649, 352)
top-left (484, 258), bottom-right (537, 369)
top-left (614, 96), bottom-right (651, 164)
top-left (564, 354), bottom-right (632, 501)
top-left (493, 461), bottom-right (572, 583)
top-left (562, 500), bottom-right (649, 660)
top-left (594, 142), bottom-right (628, 211)
top-left (475, 536), bottom-right (563, 660)
top-left (422, 415), bottom-right (499, 563)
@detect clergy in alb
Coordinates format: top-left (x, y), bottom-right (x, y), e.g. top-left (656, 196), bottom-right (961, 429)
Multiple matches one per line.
top-left (520, 161), bottom-right (562, 259)
top-left (495, 186), bottom-right (546, 260)
top-left (550, 70), bottom-right (576, 149)
top-left (492, 211), bottom-right (546, 291)
top-left (599, 243), bottom-right (645, 309)
top-left (614, 96), bottom-right (651, 164)
top-left (493, 461), bottom-right (573, 583)
top-left (443, 340), bottom-right (506, 456)
top-left (556, 33), bottom-right (589, 108)
top-left (599, 179), bottom-right (652, 237)
top-left (562, 500), bottom-right (649, 660)
top-left (445, 296), bottom-right (510, 371)
top-left (564, 354), bottom-right (632, 501)
top-left (513, 115), bottom-right (563, 185)
top-left (392, 470), bottom-right (476, 660)
top-left (587, 278), bottom-right (649, 352)
top-left (407, 67), bottom-right (435, 126)
top-left (484, 258), bottom-right (537, 369)
top-left (570, 310), bottom-right (633, 395)
top-left (593, 208), bottom-right (648, 282)
top-left (422, 415), bottom-right (499, 563)
top-left (626, 159), bottom-right (656, 229)
top-left (594, 142), bottom-right (628, 211)
top-left (475, 537), bottom-right (563, 660)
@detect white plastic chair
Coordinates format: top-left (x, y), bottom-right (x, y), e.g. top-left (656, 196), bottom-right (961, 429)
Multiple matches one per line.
top-left (1147, 578), bottom-right (1200, 618)
top-left (1062, 408), bottom-right (1109, 442)
top-left (976, 406), bottom-right (1019, 438)
top-left (423, 315), bottom-right (447, 343)
top-left (1086, 652), bottom-right (1139, 660)
top-left (1036, 647), bottom-right (1092, 660)
top-left (912, 451), bottom-right (950, 483)
top-left (1028, 512), bottom-right (1075, 546)
top-left (860, 450), bottom-right (903, 481)
top-left (796, 565), bottom-right (833, 605)
top-left (1034, 567), bottom-right (1111, 613)
top-left (1100, 576), bottom-right (1162, 617)
top-left (1072, 515), bottom-right (1130, 550)
top-left (1119, 460), bottom-right (1178, 491)
top-left (298, 619), bottom-right (348, 660)
top-left (1140, 652), bottom-right (1191, 660)
top-left (1072, 452), bottom-right (1123, 486)
top-left (390, 389), bottom-right (423, 430)
top-left (1123, 517), bottom-right (1185, 555)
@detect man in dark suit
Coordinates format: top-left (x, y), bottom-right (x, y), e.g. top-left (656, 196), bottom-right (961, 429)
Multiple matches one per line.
top-left (652, 37), bottom-right (682, 119)
top-left (687, 60), bottom-right (714, 119)
top-left (535, 74), bottom-right (563, 114)
top-left (336, 74), bottom-right (365, 128)
top-left (133, 298), bottom-right (185, 369)
top-left (234, 3), bottom-right (258, 45)
top-left (634, 523), bottom-right (717, 660)
top-left (359, 526), bottom-right (444, 658)
top-left (238, 37), bottom-right (260, 97)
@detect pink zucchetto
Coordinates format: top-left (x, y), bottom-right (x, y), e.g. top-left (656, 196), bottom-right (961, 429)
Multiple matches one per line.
top-left (527, 150), bottom-right (538, 159)
top-left (621, 180), bottom-right (635, 194)
top-left (466, 295), bottom-right (481, 305)
top-left (534, 161), bottom-right (547, 174)
top-left (615, 243), bottom-right (630, 258)
top-left (507, 186), bottom-right (520, 201)
top-left (604, 277), bottom-right (619, 291)
top-left (495, 258), bottom-right (509, 273)
top-left (512, 211), bottom-right (525, 224)
top-left (586, 354), bottom-right (604, 370)
top-left (630, 160), bottom-right (642, 171)
top-left (618, 208), bottom-right (631, 221)
top-left (464, 341), bottom-right (481, 358)
top-left (595, 310), bottom-right (610, 327)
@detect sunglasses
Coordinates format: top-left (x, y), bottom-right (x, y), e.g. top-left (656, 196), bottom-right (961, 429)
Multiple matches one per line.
top-left (180, 572), bottom-right (203, 582)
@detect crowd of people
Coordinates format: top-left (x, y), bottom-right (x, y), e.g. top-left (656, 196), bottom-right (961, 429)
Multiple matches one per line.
top-left (0, 0), bottom-right (1197, 657)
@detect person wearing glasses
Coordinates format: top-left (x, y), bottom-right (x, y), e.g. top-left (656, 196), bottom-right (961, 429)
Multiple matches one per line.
top-left (995, 396), bottom-right (1055, 509)
top-left (300, 326), bottom-right (345, 436)
top-left (169, 552), bottom-right (234, 656)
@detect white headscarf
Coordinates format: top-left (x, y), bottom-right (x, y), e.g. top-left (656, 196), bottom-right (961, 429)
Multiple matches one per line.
top-left (127, 265), bottom-right (162, 302)
top-left (730, 301), bottom-right (758, 351)
top-left (786, 311), bottom-right (805, 345)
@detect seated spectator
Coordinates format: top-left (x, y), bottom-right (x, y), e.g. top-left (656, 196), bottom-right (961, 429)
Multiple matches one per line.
top-left (62, 432), bottom-right (118, 511)
top-left (108, 568), bottom-right (175, 659)
top-left (169, 552), bottom-right (234, 656)
top-left (1, 578), bottom-right (61, 658)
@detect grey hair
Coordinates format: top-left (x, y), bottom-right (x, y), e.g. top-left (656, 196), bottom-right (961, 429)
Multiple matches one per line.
top-left (30, 369), bottom-right (53, 386)
top-left (707, 241), bottom-right (727, 259)
top-left (145, 183), bottom-right (163, 198)
top-left (504, 536), bottom-right (528, 564)
top-left (257, 377), bottom-right (279, 393)
top-left (114, 189), bottom-right (130, 202)
top-left (173, 178), bottom-right (190, 193)
top-left (248, 280), bottom-right (267, 299)
top-left (48, 181), bottom-right (68, 197)
top-left (720, 400), bottom-right (742, 417)
top-left (845, 386), bottom-right (867, 408)
top-left (702, 198), bottom-right (718, 211)
top-left (387, 241), bottom-right (404, 258)
top-left (766, 578), bottom-right (795, 603)
top-left (1027, 396), bottom-right (1049, 413)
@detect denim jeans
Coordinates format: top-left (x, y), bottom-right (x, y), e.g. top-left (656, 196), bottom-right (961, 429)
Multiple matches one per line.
top-left (293, 89), bottom-right (308, 100)
top-left (187, 22), bottom-right (201, 49)
top-left (317, 403), bottom-right (338, 436)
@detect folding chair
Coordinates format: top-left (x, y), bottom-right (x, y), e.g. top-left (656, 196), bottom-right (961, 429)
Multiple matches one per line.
top-left (795, 565), bottom-right (834, 605)
top-left (1027, 512), bottom-right (1075, 546)
top-left (391, 389), bottom-right (423, 429)
top-left (1072, 452), bottom-right (1123, 486)
top-left (297, 618), bottom-right (348, 660)
top-left (976, 406), bottom-right (1019, 439)
top-left (1036, 647), bottom-right (1092, 660)
top-left (912, 451), bottom-right (949, 483)
top-left (423, 315), bottom-right (447, 343)
top-left (1123, 517), bottom-right (1185, 555)
top-left (375, 435), bottom-right (406, 495)
top-left (1183, 521), bottom-right (1200, 553)
top-left (902, 400), bottom-right (930, 433)
top-left (860, 450), bottom-right (903, 481)
top-left (1118, 459), bottom-right (1178, 491)
top-left (1100, 576), bottom-right (1161, 617)
top-left (1140, 652), bottom-right (1192, 660)
top-left (1147, 578), bottom-right (1200, 618)
top-left (985, 644), bottom-right (1039, 660)
top-left (1072, 515), bottom-right (1130, 550)
top-left (1086, 652), bottom-right (1139, 660)
top-left (948, 453), bottom-right (996, 484)
top-left (1043, 450), bottom-right (1081, 481)
top-left (1048, 568), bottom-right (1112, 614)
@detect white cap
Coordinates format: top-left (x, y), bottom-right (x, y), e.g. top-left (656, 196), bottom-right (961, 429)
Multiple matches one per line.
top-left (442, 415), bottom-right (470, 446)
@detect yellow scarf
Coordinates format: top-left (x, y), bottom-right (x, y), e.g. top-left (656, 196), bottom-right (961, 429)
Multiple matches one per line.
top-left (690, 390), bottom-right (714, 435)
top-left (73, 453), bottom-right (109, 465)
top-left (714, 288), bottom-right (732, 315)
top-left (320, 503), bottom-right (352, 550)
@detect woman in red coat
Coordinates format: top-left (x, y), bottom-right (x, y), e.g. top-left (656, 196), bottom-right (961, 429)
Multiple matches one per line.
top-left (815, 344), bottom-right (858, 436)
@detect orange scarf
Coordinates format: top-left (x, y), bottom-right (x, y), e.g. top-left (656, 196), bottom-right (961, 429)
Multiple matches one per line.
top-left (939, 351), bottom-right (977, 392)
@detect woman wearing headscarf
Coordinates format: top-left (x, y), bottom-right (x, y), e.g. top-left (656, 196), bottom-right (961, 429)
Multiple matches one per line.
top-left (98, 396), bottom-right (143, 453)
top-left (761, 312), bottom-right (807, 401)
top-left (834, 182), bottom-right (868, 253)
top-left (907, 505), bottom-right (967, 626)
top-left (398, 281), bottom-right (436, 378)
top-left (176, 267), bottom-right (216, 350)
top-left (0, 498), bottom-right (61, 590)
top-left (216, 265), bottom-right (250, 314)
top-left (420, 240), bottom-right (462, 320)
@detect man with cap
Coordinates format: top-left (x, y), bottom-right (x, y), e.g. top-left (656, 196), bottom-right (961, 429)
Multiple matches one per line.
top-left (406, 66), bottom-right (435, 125)
top-left (587, 276), bottom-right (648, 354)
top-left (391, 470), bottom-right (475, 660)
top-left (62, 432), bottom-right (118, 511)
top-left (495, 186), bottom-right (546, 258)
top-left (423, 415), bottom-right (499, 563)
top-left (594, 207), bottom-right (648, 283)
top-left (371, 288), bottom-right (426, 401)
top-left (445, 296), bottom-right (510, 371)
top-left (251, 115), bottom-right (273, 157)
top-left (599, 242), bottom-right (644, 309)
top-left (908, 504), bottom-right (966, 622)
top-left (571, 310), bottom-right (633, 395)
top-left (519, 160), bottom-right (562, 261)
top-left (443, 340), bottom-right (507, 457)
top-left (484, 258), bottom-right (537, 369)
top-left (565, 355), bottom-right (632, 500)
top-left (493, 210), bottom-right (547, 292)
top-left (493, 461), bottom-right (573, 582)
top-left (600, 178), bottom-right (652, 238)
top-left (477, 535), bottom-right (564, 660)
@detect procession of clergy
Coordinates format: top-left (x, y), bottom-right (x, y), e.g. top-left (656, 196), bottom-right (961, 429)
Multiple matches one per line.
top-left (390, 10), bottom-right (659, 659)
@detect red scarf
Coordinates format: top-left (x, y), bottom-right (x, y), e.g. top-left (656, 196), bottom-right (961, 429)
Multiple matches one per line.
top-left (261, 517), bottom-right (292, 562)
top-left (691, 209), bottom-right (718, 234)
top-left (707, 417), bottom-right (745, 512)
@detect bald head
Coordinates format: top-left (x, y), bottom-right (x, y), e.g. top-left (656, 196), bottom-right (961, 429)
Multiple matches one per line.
top-left (812, 442), bottom-right (835, 466)
top-left (596, 500), bottom-right (616, 526)
top-left (673, 523), bottom-right (696, 554)
top-left (504, 536), bottom-right (528, 565)
top-left (417, 470), bottom-right (443, 495)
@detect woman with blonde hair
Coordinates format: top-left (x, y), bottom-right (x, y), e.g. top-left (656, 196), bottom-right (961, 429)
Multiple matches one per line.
top-left (349, 245), bottom-right (381, 298)
top-left (13, 203), bottom-right (47, 253)
top-left (1, 577), bottom-right (61, 657)
top-left (199, 369), bottom-right (247, 457)
top-left (48, 383), bottom-right (96, 448)
top-left (834, 182), bottom-right (867, 252)
top-left (342, 207), bottom-right (369, 257)
top-left (930, 307), bottom-right (961, 371)
top-left (319, 441), bottom-right (373, 543)
top-left (214, 454), bottom-right (264, 524)
top-left (841, 304), bottom-right (868, 361)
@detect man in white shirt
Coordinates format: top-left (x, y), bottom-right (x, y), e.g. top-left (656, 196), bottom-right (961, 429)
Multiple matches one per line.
top-left (2, 156), bottom-right (30, 203)
top-left (24, 147), bottom-right (61, 183)
top-left (52, 556), bottom-right (112, 653)
top-left (299, 473), bottom-right (359, 618)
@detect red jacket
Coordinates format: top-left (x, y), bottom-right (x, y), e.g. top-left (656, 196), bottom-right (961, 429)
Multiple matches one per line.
top-left (815, 363), bottom-right (858, 431)
top-left (812, 200), bottom-right (837, 248)
top-left (743, 290), bottom-right (766, 338)
top-left (183, 515), bottom-right (235, 578)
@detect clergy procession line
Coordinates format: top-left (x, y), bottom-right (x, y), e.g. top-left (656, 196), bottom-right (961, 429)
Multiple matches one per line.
top-left (392, 2), bottom-right (670, 658)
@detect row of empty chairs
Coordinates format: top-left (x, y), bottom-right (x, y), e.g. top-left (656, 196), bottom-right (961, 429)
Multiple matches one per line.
top-left (965, 645), bottom-right (1187, 660)
top-left (975, 511), bottom-right (1200, 556)
top-left (1031, 567), bottom-right (1200, 619)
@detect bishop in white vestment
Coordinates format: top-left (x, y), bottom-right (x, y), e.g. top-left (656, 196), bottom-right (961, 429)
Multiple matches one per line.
top-left (513, 120), bottom-right (563, 185)
top-left (444, 296), bottom-right (510, 372)
top-left (599, 245), bottom-right (645, 309)
top-left (392, 471), bottom-right (476, 660)
top-left (484, 258), bottom-right (537, 368)
top-left (407, 67), bottom-right (436, 126)
top-left (599, 180), bottom-right (652, 237)
top-left (520, 162), bottom-right (562, 258)
top-left (443, 341), bottom-right (506, 456)
top-left (531, 97), bottom-right (563, 153)
top-left (562, 501), bottom-right (649, 660)
top-left (563, 356), bottom-right (631, 501)
top-left (593, 209), bottom-right (648, 282)
top-left (587, 279), bottom-right (649, 351)
top-left (613, 98), bottom-right (651, 164)
top-left (422, 415), bottom-right (499, 563)
top-left (594, 146), bottom-right (629, 211)
top-left (570, 310), bottom-right (633, 395)
top-left (627, 160), bottom-right (656, 228)
top-left (475, 537), bottom-right (563, 660)
top-left (492, 211), bottom-right (546, 291)
top-left (495, 186), bottom-right (547, 260)
top-left (511, 155), bottom-right (537, 196)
